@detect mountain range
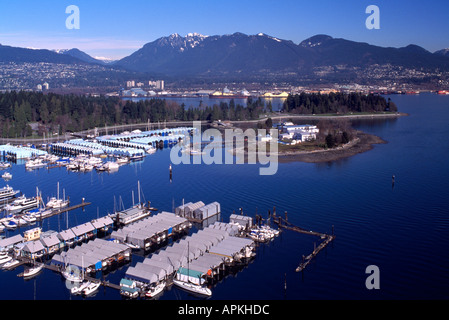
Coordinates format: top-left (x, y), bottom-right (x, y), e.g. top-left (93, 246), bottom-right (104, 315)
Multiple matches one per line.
top-left (1, 32), bottom-right (449, 84)
top-left (114, 33), bottom-right (449, 79)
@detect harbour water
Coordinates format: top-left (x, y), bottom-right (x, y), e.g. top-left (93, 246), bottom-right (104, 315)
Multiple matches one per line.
top-left (0, 93), bottom-right (448, 300)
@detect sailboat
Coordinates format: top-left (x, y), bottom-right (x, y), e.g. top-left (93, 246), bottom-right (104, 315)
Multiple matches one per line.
top-left (23, 263), bottom-right (44, 279)
top-left (173, 242), bottom-right (212, 297)
top-left (46, 182), bottom-right (69, 209)
top-left (70, 257), bottom-right (91, 294)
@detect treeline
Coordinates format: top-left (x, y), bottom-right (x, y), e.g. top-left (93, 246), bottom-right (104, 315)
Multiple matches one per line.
top-left (283, 92), bottom-right (398, 114)
top-left (0, 91), bottom-right (269, 138)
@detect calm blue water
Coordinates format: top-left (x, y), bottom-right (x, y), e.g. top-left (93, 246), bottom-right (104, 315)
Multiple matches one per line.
top-left (1, 93), bottom-right (448, 300)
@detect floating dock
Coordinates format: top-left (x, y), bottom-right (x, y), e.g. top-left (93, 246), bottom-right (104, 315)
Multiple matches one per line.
top-left (272, 214), bottom-right (335, 273)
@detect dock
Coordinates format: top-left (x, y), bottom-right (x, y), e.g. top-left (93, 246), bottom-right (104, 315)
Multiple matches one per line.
top-left (272, 214), bottom-right (335, 273)
top-left (35, 202), bottom-right (92, 221)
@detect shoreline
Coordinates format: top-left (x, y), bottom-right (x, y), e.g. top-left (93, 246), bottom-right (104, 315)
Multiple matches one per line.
top-left (230, 130), bottom-right (387, 164)
top-left (276, 131), bottom-right (386, 163)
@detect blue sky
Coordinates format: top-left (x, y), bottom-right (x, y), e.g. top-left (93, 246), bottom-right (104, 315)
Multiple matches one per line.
top-left (0, 0), bottom-right (448, 59)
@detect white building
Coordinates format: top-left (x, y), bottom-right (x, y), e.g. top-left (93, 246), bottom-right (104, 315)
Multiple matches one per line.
top-left (149, 80), bottom-right (165, 90)
top-left (278, 123), bottom-right (319, 142)
top-left (43, 82), bottom-right (50, 90)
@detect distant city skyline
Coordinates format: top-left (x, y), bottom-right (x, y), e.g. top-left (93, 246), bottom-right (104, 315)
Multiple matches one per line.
top-left (1, 0), bottom-right (448, 60)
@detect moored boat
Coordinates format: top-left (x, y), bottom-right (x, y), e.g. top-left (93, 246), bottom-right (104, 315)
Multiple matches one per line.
top-left (145, 281), bottom-right (166, 298)
top-left (2, 172), bottom-right (12, 180)
top-left (0, 185), bottom-right (20, 201)
top-left (82, 281), bottom-right (101, 296)
top-left (173, 279), bottom-right (212, 297)
top-left (23, 263), bottom-right (44, 279)
top-left (0, 252), bottom-right (12, 265)
top-left (2, 258), bottom-right (20, 270)
top-left (71, 280), bottom-right (91, 295)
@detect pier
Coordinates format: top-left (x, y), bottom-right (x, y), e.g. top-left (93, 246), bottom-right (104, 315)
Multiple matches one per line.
top-left (272, 214), bottom-right (335, 273)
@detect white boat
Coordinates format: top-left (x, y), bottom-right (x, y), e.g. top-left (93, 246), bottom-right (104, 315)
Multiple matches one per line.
top-left (129, 154), bottom-right (145, 161)
top-left (25, 159), bottom-right (47, 170)
top-left (173, 242), bottom-right (212, 297)
top-left (62, 267), bottom-right (83, 283)
top-left (146, 146), bottom-right (157, 154)
top-left (46, 182), bottom-right (69, 209)
top-left (0, 162), bottom-right (11, 169)
top-left (0, 252), bottom-right (12, 265)
top-left (22, 212), bottom-right (37, 224)
top-left (104, 161), bottom-right (119, 171)
top-left (2, 258), bottom-right (20, 270)
top-left (82, 281), bottom-right (101, 296)
top-left (5, 196), bottom-right (39, 214)
top-left (116, 157), bottom-right (129, 165)
top-left (23, 263), bottom-right (43, 278)
top-left (31, 208), bottom-right (53, 219)
top-left (145, 281), bottom-right (166, 298)
top-left (46, 197), bottom-right (69, 209)
top-left (71, 280), bottom-right (91, 295)
top-left (2, 172), bottom-right (12, 180)
top-left (0, 185), bottom-right (20, 200)
top-left (3, 220), bottom-right (17, 230)
top-left (173, 279), bottom-right (212, 297)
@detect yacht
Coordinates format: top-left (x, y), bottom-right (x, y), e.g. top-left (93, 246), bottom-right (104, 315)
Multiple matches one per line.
top-left (0, 162), bottom-right (11, 169)
top-left (2, 258), bottom-right (20, 270)
top-left (46, 197), bottom-right (69, 209)
top-left (82, 281), bottom-right (101, 296)
top-left (62, 268), bottom-right (83, 283)
top-left (145, 281), bottom-right (166, 298)
top-left (3, 220), bottom-right (17, 230)
top-left (2, 172), bottom-right (12, 180)
top-left (71, 280), bottom-right (91, 295)
top-left (21, 212), bottom-right (37, 224)
top-left (103, 161), bottom-right (119, 171)
top-left (0, 252), bottom-right (12, 265)
top-left (116, 157), bottom-right (129, 165)
top-left (25, 159), bottom-right (47, 170)
top-left (46, 182), bottom-right (69, 209)
top-left (23, 263), bottom-right (44, 279)
top-left (4, 196), bottom-right (39, 214)
top-left (173, 279), bottom-right (212, 297)
top-left (0, 185), bottom-right (20, 201)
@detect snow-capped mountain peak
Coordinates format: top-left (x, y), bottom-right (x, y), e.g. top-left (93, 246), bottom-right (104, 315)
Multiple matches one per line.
top-left (157, 32), bottom-right (209, 52)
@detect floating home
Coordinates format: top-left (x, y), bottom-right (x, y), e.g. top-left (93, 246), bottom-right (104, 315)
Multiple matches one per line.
top-left (0, 235), bottom-right (24, 252)
top-left (111, 212), bottom-right (190, 250)
top-left (121, 222), bottom-right (255, 296)
top-left (51, 238), bottom-right (131, 273)
top-left (175, 201), bottom-right (221, 222)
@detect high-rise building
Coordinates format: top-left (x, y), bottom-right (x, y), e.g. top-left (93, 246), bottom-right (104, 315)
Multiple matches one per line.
top-left (43, 82), bottom-right (50, 90)
top-left (126, 80), bottom-right (135, 88)
top-left (156, 80), bottom-right (164, 90)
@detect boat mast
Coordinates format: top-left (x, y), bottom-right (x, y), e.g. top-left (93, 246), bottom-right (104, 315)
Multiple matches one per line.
top-left (138, 181), bottom-right (141, 207)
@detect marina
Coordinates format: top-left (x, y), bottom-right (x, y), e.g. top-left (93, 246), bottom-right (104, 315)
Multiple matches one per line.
top-left (0, 94), bottom-right (446, 300)
top-left (0, 192), bottom-right (280, 299)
